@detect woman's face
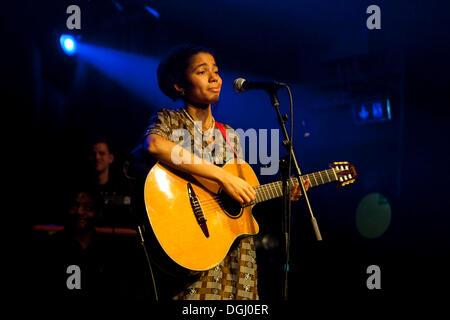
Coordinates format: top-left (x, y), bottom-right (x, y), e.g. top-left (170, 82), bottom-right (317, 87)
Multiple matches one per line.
top-left (181, 52), bottom-right (222, 105)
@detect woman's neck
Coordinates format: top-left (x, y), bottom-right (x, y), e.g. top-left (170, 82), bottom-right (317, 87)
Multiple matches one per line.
top-left (185, 104), bottom-right (214, 131)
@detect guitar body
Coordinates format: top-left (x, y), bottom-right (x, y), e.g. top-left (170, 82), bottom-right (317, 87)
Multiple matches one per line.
top-left (143, 158), bottom-right (358, 272)
top-left (144, 160), bottom-right (260, 271)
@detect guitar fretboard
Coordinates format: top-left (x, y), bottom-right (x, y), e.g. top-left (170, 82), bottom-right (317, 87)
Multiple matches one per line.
top-left (252, 168), bottom-right (337, 204)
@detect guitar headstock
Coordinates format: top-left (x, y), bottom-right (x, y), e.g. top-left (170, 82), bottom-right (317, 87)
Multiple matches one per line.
top-left (329, 161), bottom-right (358, 188)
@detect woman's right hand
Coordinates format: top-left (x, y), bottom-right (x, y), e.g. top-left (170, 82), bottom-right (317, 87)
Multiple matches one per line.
top-left (219, 171), bottom-right (256, 205)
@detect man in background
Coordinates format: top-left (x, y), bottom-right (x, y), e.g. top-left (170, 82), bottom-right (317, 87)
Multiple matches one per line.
top-left (87, 136), bottom-right (134, 227)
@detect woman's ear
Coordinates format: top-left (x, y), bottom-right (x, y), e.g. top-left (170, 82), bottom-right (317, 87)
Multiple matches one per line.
top-left (174, 84), bottom-right (185, 96)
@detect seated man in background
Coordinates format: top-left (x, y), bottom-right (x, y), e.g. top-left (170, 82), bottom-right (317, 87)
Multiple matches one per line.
top-left (86, 136), bottom-right (134, 228)
top-left (36, 188), bottom-right (149, 300)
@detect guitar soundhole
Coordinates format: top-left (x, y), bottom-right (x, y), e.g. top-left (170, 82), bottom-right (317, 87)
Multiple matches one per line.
top-left (218, 191), bottom-right (242, 218)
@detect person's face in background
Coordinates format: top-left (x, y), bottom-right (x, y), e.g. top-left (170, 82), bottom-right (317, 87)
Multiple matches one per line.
top-left (67, 192), bottom-right (98, 232)
top-left (90, 142), bottom-right (114, 174)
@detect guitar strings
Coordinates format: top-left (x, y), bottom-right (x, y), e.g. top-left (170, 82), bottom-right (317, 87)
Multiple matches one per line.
top-left (197, 179), bottom-right (298, 215)
top-left (198, 175), bottom-right (308, 207)
top-left (198, 185), bottom-right (293, 215)
top-left (196, 170), bottom-right (336, 209)
top-left (196, 181), bottom-right (294, 210)
top-left (189, 169), bottom-right (338, 215)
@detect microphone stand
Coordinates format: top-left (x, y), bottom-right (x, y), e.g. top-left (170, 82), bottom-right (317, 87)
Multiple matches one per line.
top-left (267, 87), bottom-right (322, 301)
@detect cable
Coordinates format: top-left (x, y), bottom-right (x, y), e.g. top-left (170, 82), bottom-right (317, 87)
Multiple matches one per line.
top-left (285, 84), bottom-right (294, 249)
top-left (137, 225), bottom-right (159, 301)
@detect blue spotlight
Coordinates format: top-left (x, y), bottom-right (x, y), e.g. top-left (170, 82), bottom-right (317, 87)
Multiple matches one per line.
top-left (145, 6), bottom-right (160, 19)
top-left (59, 34), bottom-right (77, 56)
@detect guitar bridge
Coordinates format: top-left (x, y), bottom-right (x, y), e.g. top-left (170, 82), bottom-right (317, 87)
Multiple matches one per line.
top-left (187, 183), bottom-right (209, 238)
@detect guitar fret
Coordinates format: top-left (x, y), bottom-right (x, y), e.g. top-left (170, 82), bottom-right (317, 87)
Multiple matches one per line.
top-left (313, 172), bottom-right (319, 185)
top-left (274, 182), bottom-right (281, 198)
top-left (266, 184), bottom-right (272, 200)
top-left (286, 178), bottom-right (294, 195)
top-left (264, 184), bottom-right (272, 200)
top-left (275, 182), bottom-right (282, 198)
top-left (308, 174), bottom-right (317, 187)
top-left (303, 174), bottom-right (310, 186)
top-left (325, 169), bottom-right (331, 182)
top-left (292, 177), bottom-right (298, 188)
top-left (332, 168), bottom-right (338, 181)
top-left (270, 183), bottom-right (277, 199)
top-left (265, 184), bottom-right (272, 200)
top-left (274, 181), bottom-right (283, 199)
top-left (255, 188), bottom-right (261, 203)
top-left (330, 169), bottom-right (336, 181)
top-left (295, 177), bottom-right (301, 191)
top-left (274, 184), bottom-right (283, 197)
top-left (262, 184), bottom-right (269, 200)
top-left (261, 186), bottom-right (267, 201)
top-left (322, 170), bottom-right (329, 183)
top-left (259, 186), bottom-right (266, 202)
top-left (329, 169), bottom-right (335, 181)
top-left (292, 178), bottom-right (296, 189)
top-left (319, 171), bottom-right (325, 184)
top-left (311, 173), bottom-right (318, 186)
top-left (286, 179), bottom-right (292, 196)
top-left (302, 174), bottom-right (308, 186)
top-left (255, 186), bottom-right (261, 202)
top-left (289, 179), bottom-right (293, 189)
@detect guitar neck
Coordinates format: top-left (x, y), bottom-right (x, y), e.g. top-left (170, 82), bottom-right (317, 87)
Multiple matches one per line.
top-left (252, 168), bottom-right (337, 204)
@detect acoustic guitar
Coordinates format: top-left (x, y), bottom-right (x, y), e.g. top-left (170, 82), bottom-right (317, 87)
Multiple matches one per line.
top-left (144, 160), bottom-right (357, 271)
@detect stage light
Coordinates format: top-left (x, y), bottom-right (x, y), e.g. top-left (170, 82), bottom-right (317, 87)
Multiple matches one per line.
top-left (59, 34), bottom-right (77, 56)
top-left (145, 6), bottom-right (160, 19)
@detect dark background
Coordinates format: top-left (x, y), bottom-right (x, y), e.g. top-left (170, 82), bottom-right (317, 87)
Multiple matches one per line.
top-left (4, 0), bottom-right (449, 304)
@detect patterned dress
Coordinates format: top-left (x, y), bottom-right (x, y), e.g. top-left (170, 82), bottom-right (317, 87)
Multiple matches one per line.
top-left (145, 108), bottom-right (259, 300)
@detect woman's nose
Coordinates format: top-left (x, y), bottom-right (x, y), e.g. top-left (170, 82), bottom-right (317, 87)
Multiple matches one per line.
top-left (209, 71), bottom-right (219, 82)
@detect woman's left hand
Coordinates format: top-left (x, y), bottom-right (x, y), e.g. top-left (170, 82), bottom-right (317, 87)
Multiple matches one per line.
top-left (290, 178), bottom-right (310, 201)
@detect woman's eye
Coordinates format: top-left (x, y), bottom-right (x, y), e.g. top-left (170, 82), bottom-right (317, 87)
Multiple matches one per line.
top-left (196, 70), bottom-right (219, 75)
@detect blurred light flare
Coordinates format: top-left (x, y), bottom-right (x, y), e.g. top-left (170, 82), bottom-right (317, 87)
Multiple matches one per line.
top-left (356, 192), bottom-right (391, 239)
top-left (145, 6), bottom-right (160, 19)
top-left (59, 34), bottom-right (77, 56)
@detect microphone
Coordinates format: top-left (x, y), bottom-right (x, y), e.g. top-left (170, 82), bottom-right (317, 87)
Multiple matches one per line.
top-left (233, 78), bottom-right (286, 93)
